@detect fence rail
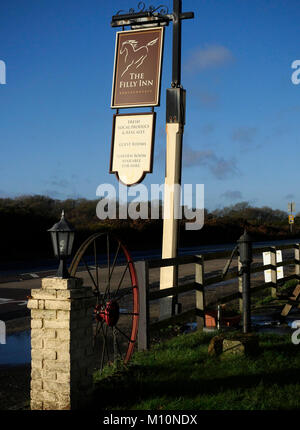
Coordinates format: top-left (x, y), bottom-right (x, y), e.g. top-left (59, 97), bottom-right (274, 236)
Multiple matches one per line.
top-left (137, 242), bottom-right (300, 351)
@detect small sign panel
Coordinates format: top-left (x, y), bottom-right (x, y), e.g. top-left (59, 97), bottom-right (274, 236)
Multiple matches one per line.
top-left (111, 27), bottom-right (164, 108)
top-left (289, 215), bottom-right (295, 224)
top-left (263, 250), bottom-right (284, 283)
top-left (110, 113), bottom-right (156, 186)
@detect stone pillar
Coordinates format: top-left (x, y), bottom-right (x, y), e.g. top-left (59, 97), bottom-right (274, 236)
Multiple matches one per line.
top-left (27, 277), bottom-right (96, 410)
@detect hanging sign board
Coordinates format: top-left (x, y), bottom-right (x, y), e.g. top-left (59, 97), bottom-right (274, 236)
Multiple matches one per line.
top-left (110, 112), bottom-right (156, 186)
top-left (111, 27), bottom-right (164, 108)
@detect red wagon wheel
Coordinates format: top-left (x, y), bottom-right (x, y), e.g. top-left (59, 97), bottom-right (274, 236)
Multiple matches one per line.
top-left (69, 232), bottom-right (139, 371)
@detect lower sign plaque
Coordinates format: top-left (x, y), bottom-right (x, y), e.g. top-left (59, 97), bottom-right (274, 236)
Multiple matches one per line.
top-left (110, 112), bottom-right (156, 186)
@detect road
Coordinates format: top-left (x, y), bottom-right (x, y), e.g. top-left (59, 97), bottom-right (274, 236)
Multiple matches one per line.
top-left (0, 286), bottom-right (33, 322)
top-left (0, 237), bottom-right (298, 322)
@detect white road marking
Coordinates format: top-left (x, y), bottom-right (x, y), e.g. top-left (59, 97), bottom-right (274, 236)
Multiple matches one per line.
top-left (0, 299), bottom-right (13, 304)
top-left (20, 273), bottom-right (39, 278)
top-left (0, 298), bottom-right (28, 306)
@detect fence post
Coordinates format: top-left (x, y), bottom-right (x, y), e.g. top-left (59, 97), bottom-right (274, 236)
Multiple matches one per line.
top-left (294, 243), bottom-right (300, 281)
top-left (238, 256), bottom-right (243, 313)
top-left (195, 255), bottom-right (205, 331)
top-left (270, 246), bottom-right (277, 298)
top-left (136, 261), bottom-right (150, 351)
top-left (237, 230), bottom-right (252, 334)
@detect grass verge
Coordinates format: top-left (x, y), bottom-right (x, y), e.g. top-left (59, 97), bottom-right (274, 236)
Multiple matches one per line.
top-left (93, 330), bottom-right (300, 410)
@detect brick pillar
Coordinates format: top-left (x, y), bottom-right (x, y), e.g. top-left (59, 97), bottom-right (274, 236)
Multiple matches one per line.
top-left (27, 277), bottom-right (96, 410)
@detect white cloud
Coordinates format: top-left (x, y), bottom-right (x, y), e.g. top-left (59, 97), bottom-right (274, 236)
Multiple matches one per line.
top-left (232, 127), bottom-right (257, 144)
top-left (221, 190), bottom-right (243, 201)
top-left (182, 145), bottom-right (238, 179)
top-left (185, 44), bottom-right (234, 72)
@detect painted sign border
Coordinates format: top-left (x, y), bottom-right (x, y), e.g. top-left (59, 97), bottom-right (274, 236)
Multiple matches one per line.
top-left (110, 112), bottom-right (156, 186)
top-left (111, 27), bottom-right (164, 109)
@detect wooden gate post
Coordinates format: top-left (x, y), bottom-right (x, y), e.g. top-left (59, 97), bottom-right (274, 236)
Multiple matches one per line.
top-left (136, 261), bottom-right (150, 351)
top-left (27, 277), bottom-right (96, 410)
top-left (270, 247), bottom-right (277, 298)
top-left (195, 255), bottom-right (205, 330)
top-left (238, 256), bottom-right (243, 313)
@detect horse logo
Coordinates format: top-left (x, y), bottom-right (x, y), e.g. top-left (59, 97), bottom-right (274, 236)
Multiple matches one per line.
top-left (120, 38), bottom-right (159, 77)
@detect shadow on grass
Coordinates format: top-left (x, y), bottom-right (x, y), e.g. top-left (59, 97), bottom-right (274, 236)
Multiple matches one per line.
top-left (90, 333), bottom-right (300, 409)
top-left (91, 363), bottom-right (300, 410)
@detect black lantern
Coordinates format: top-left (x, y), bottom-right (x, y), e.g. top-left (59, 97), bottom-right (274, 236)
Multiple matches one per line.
top-left (48, 210), bottom-right (75, 278)
top-left (237, 229), bottom-right (252, 267)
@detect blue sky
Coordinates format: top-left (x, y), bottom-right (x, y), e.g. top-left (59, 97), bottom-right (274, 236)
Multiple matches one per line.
top-left (1, 0), bottom-right (300, 212)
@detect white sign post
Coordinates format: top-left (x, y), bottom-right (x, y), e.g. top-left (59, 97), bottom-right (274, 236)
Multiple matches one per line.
top-left (288, 202), bottom-right (295, 213)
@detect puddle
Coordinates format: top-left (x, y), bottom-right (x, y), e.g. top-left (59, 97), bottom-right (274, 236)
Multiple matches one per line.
top-left (255, 326), bottom-right (292, 335)
top-left (251, 314), bottom-right (281, 327)
top-left (0, 331), bottom-right (31, 366)
top-left (182, 322), bottom-right (198, 334)
top-left (198, 305), bottom-right (299, 336)
top-left (250, 306), bottom-right (300, 333)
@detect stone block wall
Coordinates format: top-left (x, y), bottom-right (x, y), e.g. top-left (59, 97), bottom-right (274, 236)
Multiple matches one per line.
top-left (27, 277), bottom-right (96, 410)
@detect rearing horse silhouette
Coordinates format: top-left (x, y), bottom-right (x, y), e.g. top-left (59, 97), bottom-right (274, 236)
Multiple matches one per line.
top-left (120, 37), bottom-right (159, 78)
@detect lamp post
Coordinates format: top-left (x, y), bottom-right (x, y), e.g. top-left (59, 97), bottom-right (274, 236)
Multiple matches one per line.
top-left (237, 230), bottom-right (252, 333)
top-left (48, 210), bottom-right (75, 279)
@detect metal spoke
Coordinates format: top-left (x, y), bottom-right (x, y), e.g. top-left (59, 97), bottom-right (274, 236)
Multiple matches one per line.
top-left (114, 325), bottom-right (132, 343)
top-left (114, 330), bottom-right (124, 361)
top-left (100, 324), bottom-right (110, 371)
top-left (109, 242), bottom-right (121, 282)
top-left (107, 234), bottom-right (110, 291)
top-left (112, 327), bottom-right (119, 361)
top-left (113, 285), bottom-right (133, 301)
top-left (83, 257), bottom-right (98, 290)
top-left (101, 234), bottom-right (111, 300)
top-left (113, 263), bottom-right (129, 299)
top-left (103, 241), bottom-right (121, 300)
top-left (94, 240), bottom-right (99, 292)
top-left (119, 312), bottom-right (139, 316)
top-left (93, 320), bottom-right (102, 349)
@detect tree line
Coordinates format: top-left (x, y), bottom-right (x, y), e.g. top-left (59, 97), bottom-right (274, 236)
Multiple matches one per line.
top-left (0, 195), bottom-right (296, 264)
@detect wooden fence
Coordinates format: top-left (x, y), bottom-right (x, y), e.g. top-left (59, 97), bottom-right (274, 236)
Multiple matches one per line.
top-left (136, 242), bottom-right (300, 350)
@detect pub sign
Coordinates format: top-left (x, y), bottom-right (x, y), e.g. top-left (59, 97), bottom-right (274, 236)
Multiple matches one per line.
top-left (111, 27), bottom-right (164, 108)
